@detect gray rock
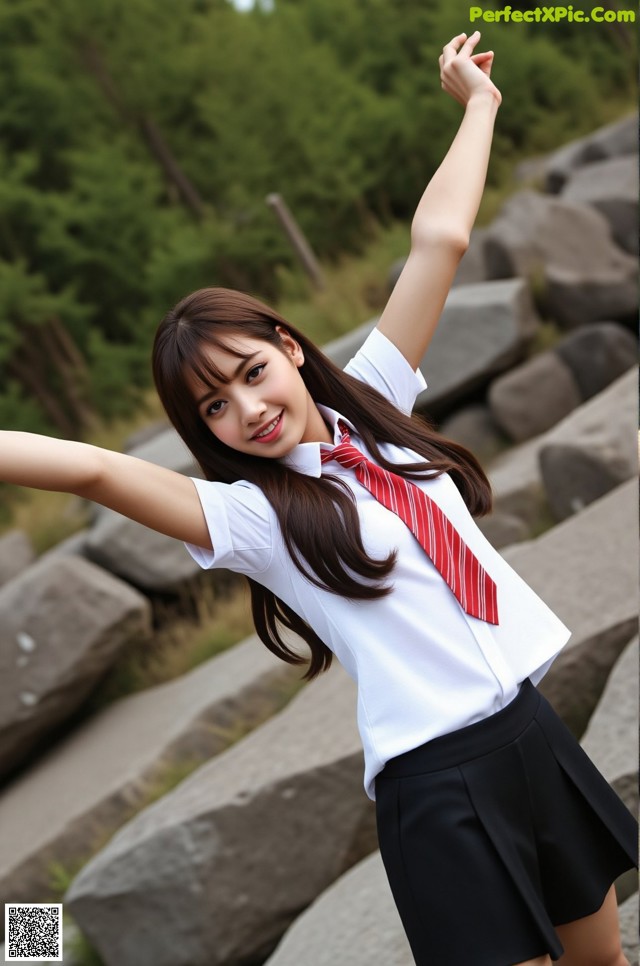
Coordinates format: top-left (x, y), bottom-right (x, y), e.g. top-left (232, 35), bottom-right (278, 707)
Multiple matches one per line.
top-left (439, 403), bottom-right (508, 467)
top-left (581, 636), bottom-right (638, 815)
top-left (36, 529), bottom-right (90, 564)
top-left (84, 510), bottom-right (204, 592)
top-left (476, 511), bottom-right (530, 549)
top-left (0, 556), bottom-right (151, 783)
top-left (618, 891), bottom-right (639, 966)
top-left (539, 440), bottom-right (635, 521)
top-left (484, 191), bottom-right (638, 328)
top-left (487, 434), bottom-right (548, 529)
top-left (537, 366), bottom-right (637, 520)
top-left (561, 155), bottom-right (639, 254)
top-left (555, 322), bottom-right (638, 401)
top-left (325, 279), bottom-right (541, 420)
top-left (545, 259), bottom-right (638, 330)
top-left (265, 851), bottom-right (412, 966)
top-left (0, 530), bottom-right (35, 587)
top-left (503, 478), bottom-right (638, 737)
top-left (65, 665), bottom-right (377, 966)
top-left (488, 367), bottom-right (637, 526)
top-left (488, 351), bottom-right (581, 442)
top-left (544, 113), bottom-right (638, 193)
top-left (0, 636), bottom-right (300, 925)
top-left (124, 419), bottom-right (171, 452)
top-left (413, 279), bottom-right (541, 414)
top-left (513, 154), bottom-right (547, 185)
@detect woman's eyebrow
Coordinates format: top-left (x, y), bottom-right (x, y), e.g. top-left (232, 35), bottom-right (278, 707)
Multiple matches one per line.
top-left (195, 351), bottom-right (261, 406)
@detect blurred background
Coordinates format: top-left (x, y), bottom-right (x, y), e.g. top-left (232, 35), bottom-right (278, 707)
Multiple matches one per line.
top-left (0, 0), bottom-right (635, 451)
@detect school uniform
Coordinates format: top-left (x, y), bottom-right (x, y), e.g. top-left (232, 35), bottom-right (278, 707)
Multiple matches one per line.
top-left (185, 327), bottom-right (638, 965)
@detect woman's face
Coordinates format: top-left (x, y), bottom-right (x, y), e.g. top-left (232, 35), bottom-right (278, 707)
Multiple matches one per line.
top-left (187, 326), bottom-right (332, 457)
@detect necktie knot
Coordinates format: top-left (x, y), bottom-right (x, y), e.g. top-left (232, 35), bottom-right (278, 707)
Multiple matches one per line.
top-left (320, 421), bottom-right (369, 470)
top-left (322, 440), bottom-right (367, 470)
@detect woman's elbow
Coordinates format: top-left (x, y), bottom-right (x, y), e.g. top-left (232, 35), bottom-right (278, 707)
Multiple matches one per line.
top-left (410, 224), bottom-right (470, 256)
top-left (73, 445), bottom-right (111, 501)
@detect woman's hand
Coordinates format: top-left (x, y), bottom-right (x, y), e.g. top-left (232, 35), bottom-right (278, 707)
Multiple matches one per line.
top-left (439, 31), bottom-right (502, 108)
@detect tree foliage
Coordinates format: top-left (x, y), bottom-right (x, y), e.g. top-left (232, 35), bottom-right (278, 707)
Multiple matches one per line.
top-left (0, 0), bottom-right (634, 435)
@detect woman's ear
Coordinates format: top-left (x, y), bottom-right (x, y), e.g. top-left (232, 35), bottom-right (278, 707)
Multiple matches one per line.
top-left (275, 325), bottom-right (304, 367)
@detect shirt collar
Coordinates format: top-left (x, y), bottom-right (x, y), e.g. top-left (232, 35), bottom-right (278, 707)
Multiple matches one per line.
top-left (279, 405), bottom-right (357, 477)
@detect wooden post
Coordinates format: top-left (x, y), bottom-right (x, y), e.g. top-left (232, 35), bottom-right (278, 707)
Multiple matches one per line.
top-left (266, 193), bottom-right (325, 289)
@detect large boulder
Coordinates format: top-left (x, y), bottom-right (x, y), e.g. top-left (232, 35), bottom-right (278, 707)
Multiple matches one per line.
top-left (488, 351), bottom-right (581, 442)
top-left (488, 367), bottom-right (637, 526)
top-left (560, 155), bottom-right (639, 255)
top-left (65, 664), bottom-right (377, 966)
top-left (488, 321), bottom-right (637, 444)
top-left (484, 191), bottom-right (637, 329)
top-left (0, 556), bottom-right (151, 783)
top-left (324, 279), bottom-right (541, 417)
top-left (0, 530), bottom-right (35, 587)
top-left (503, 478), bottom-right (638, 737)
top-left (543, 113), bottom-right (638, 194)
top-left (84, 509), bottom-right (204, 592)
top-left (581, 636), bottom-right (638, 816)
top-left (554, 321), bottom-right (638, 401)
top-left (265, 850), bottom-right (412, 966)
top-left (0, 636), bottom-right (300, 929)
top-left (439, 403), bottom-right (508, 467)
top-left (537, 369), bottom-right (637, 521)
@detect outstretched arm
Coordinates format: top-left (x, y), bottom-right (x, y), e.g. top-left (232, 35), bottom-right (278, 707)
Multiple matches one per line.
top-left (0, 432), bottom-right (212, 550)
top-left (376, 30), bottom-right (501, 370)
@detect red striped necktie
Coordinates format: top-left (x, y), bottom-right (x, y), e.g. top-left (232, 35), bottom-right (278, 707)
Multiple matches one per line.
top-left (320, 421), bottom-right (499, 624)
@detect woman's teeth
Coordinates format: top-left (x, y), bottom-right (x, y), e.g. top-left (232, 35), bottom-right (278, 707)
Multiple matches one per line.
top-left (255, 415), bottom-right (280, 438)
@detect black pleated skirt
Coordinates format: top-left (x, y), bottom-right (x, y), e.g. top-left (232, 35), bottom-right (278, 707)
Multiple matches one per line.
top-left (375, 679), bottom-right (638, 966)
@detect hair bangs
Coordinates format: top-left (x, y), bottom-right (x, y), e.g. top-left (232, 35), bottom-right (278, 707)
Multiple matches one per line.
top-left (179, 328), bottom-right (258, 397)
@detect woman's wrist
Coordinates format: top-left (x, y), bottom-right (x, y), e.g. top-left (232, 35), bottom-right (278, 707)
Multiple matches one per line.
top-left (466, 88), bottom-right (502, 111)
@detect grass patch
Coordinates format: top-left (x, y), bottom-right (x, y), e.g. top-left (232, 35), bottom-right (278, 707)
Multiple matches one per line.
top-left (274, 220), bottom-right (410, 343)
top-left (79, 579), bottom-right (257, 716)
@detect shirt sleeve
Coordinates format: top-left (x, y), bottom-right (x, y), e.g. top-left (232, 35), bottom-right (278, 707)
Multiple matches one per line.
top-left (343, 326), bottom-right (427, 415)
top-left (184, 477), bottom-right (274, 575)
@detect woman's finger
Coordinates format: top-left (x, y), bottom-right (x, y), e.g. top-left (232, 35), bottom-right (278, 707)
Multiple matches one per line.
top-left (470, 51), bottom-right (494, 76)
top-left (471, 51), bottom-right (493, 63)
top-left (442, 32), bottom-right (467, 65)
top-left (459, 29), bottom-right (482, 54)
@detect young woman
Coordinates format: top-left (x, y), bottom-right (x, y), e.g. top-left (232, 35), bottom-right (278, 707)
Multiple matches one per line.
top-left (1, 33), bottom-right (636, 966)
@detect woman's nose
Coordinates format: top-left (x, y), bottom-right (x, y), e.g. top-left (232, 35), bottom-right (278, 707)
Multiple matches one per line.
top-left (239, 393), bottom-right (267, 425)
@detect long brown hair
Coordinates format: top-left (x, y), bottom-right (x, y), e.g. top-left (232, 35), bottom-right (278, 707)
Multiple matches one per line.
top-left (152, 288), bottom-right (493, 679)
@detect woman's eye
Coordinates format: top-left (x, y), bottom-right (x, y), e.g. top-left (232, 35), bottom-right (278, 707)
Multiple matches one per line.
top-left (205, 399), bottom-right (224, 417)
top-left (247, 364), bottom-right (265, 381)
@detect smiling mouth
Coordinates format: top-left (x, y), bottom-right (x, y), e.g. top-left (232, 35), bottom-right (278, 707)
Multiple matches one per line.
top-left (252, 411), bottom-right (283, 440)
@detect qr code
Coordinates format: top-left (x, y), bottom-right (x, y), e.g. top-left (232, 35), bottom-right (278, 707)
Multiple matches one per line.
top-left (4, 904), bottom-right (63, 962)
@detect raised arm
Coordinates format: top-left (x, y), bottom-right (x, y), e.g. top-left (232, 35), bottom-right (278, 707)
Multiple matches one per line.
top-left (376, 30), bottom-right (501, 370)
top-left (0, 432), bottom-right (212, 550)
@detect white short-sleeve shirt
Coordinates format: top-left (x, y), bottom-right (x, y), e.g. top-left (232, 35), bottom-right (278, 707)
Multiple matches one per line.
top-left (185, 327), bottom-right (571, 800)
